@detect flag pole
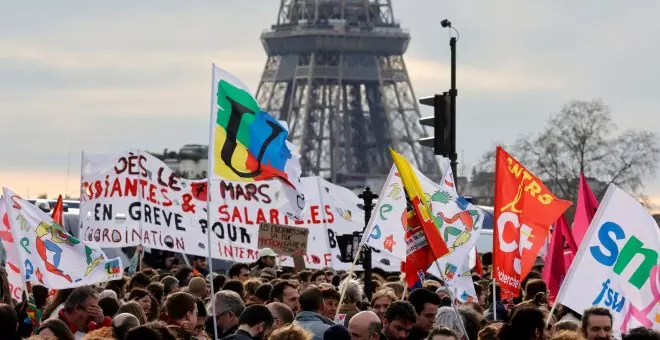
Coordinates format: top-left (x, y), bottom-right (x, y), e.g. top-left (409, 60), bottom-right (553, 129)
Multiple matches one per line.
top-left (207, 63), bottom-right (219, 340)
top-left (137, 149), bottom-right (144, 273)
top-left (491, 278), bottom-right (497, 321)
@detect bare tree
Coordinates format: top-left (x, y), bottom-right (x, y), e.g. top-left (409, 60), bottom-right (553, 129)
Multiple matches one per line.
top-left (513, 99), bottom-right (660, 201)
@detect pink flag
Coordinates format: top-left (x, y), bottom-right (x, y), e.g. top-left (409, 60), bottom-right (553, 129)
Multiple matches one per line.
top-left (542, 216), bottom-right (570, 303)
top-left (572, 174), bottom-right (599, 246)
top-left (560, 219), bottom-right (577, 270)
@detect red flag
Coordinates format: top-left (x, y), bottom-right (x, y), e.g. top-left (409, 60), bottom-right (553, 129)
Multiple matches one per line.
top-left (542, 216), bottom-right (570, 303)
top-left (493, 147), bottom-right (572, 299)
top-left (51, 195), bottom-right (64, 226)
top-left (572, 173), bottom-right (599, 246)
top-left (475, 248), bottom-right (484, 276)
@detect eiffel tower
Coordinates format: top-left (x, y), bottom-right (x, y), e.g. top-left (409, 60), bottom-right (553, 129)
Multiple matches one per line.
top-left (255, 0), bottom-right (443, 188)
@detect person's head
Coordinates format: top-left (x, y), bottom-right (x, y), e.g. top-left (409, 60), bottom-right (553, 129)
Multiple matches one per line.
top-left (258, 248), bottom-right (278, 268)
top-left (434, 307), bottom-right (465, 338)
top-left (270, 281), bottom-right (301, 314)
top-left (188, 277), bottom-right (209, 299)
top-left (299, 271), bottom-right (312, 288)
top-left (255, 283), bottom-right (273, 303)
top-left (32, 284), bottom-right (49, 310)
top-left (112, 313), bottom-right (140, 340)
top-left (147, 281), bottom-right (165, 302)
top-left (435, 287), bottom-right (451, 300)
top-left (165, 292), bottom-right (198, 327)
top-left (267, 302), bottom-right (295, 337)
top-left (427, 327), bottom-right (459, 340)
top-left (581, 307), bottom-right (612, 340)
top-left (622, 327), bottom-right (660, 340)
top-left (37, 318), bottom-right (75, 340)
top-left (61, 286), bottom-right (101, 331)
top-left (382, 301), bottom-right (417, 340)
top-left (311, 270), bottom-right (327, 285)
top-left (128, 288), bottom-right (153, 315)
top-left (128, 272), bottom-right (152, 291)
top-left (498, 306), bottom-right (546, 340)
top-left (213, 290), bottom-right (246, 332)
top-left (554, 319), bottom-right (580, 333)
top-left (238, 304), bottom-right (274, 339)
top-left (160, 276), bottom-right (180, 296)
top-left (192, 256), bottom-right (208, 270)
top-left (383, 282), bottom-right (405, 300)
top-left (338, 277), bottom-right (364, 304)
top-left (270, 323), bottom-right (313, 340)
top-left (348, 311), bottom-right (382, 340)
top-left (224, 279), bottom-right (246, 299)
top-left (229, 263), bottom-right (251, 283)
top-left (98, 296), bottom-right (120, 318)
top-left (477, 323), bottom-right (502, 340)
top-left (213, 274), bottom-right (227, 294)
top-left (409, 288), bottom-right (441, 333)
top-left (325, 323), bottom-right (351, 340)
top-left (524, 279), bottom-right (548, 301)
top-left (322, 288), bottom-right (341, 320)
top-left (0, 303), bottom-right (18, 337)
top-left (551, 330), bottom-right (587, 340)
top-left (117, 301), bottom-right (148, 325)
top-left (458, 307), bottom-right (481, 340)
top-left (148, 320), bottom-right (178, 340)
top-left (124, 324), bottom-right (163, 340)
top-left (422, 280), bottom-right (441, 293)
top-left (371, 289), bottom-right (397, 323)
top-left (105, 277), bottom-right (128, 300)
top-left (299, 287), bottom-right (325, 314)
top-left (174, 267), bottom-right (194, 287)
top-left (245, 279), bottom-right (263, 299)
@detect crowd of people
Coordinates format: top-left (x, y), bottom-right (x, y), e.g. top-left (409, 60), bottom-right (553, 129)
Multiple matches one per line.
top-left (0, 248), bottom-right (657, 340)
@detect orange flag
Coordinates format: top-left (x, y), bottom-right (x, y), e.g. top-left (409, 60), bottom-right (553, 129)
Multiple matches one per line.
top-left (493, 147), bottom-right (571, 299)
top-left (51, 195), bottom-right (64, 226)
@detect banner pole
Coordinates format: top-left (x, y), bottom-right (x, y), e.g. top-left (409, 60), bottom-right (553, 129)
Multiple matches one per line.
top-left (492, 279), bottom-right (497, 321)
top-left (207, 63), bottom-right (219, 340)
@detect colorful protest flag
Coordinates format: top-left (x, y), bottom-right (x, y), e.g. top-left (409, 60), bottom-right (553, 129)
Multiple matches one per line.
top-left (0, 197), bottom-right (25, 301)
top-left (556, 184), bottom-right (660, 334)
top-left (493, 147), bottom-right (572, 299)
top-left (51, 195), bottom-right (64, 226)
top-left (542, 216), bottom-right (570, 303)
top-left (572, 173), bottom-right (600, 246)
top-left (390, 148), bottom-right (450, 287)
top-left (3, 188), bottom-right (123, 289)
top-left (209, 65), bottom-right (304, 216)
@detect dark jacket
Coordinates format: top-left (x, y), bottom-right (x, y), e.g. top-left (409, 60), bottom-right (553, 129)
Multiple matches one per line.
top-left (221, 329), bottom-right (255, 340)
top-left (294, 311), bottom-right (335, 340)
top-left (207, 319), bottom-right (237, 340)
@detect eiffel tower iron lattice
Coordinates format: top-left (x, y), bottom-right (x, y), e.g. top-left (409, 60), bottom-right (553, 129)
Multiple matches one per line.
top-left (255, 0), bottom-right (443, 188)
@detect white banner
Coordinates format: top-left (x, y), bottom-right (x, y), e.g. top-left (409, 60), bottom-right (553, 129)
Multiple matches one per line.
top-left (80, 151), bottom-right (397, 270)
top-left (0, 198), bottom-right (25, 300)
top-left (3, 188), bottom-right (123, 289)
top-left (556, 184), bottom-right (660, 333)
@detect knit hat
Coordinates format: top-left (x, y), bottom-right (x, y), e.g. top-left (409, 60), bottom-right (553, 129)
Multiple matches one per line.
top-left (188, 277), bottom-right (207, 296)
top-left (323, 324), bottom-right (350, 340)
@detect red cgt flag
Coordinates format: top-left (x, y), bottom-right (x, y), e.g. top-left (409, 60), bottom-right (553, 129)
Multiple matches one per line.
top-left (493, 147), bottom-right (571, 299)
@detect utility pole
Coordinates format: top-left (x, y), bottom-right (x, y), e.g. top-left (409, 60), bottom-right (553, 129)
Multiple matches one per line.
top-left (358, 186), bottom-right (377, 301)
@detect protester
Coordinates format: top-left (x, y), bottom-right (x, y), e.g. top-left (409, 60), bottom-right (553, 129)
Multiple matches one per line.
top-left (249, 248), bottom-right (278, 277)
top-left (191, 256), bottom-right (210, 277)
top-left (128, 288), bottom-right (153, 317)
top-left (248, 283), bottom-right (273, 306)
top-left (581, 307), bottom-right (613, 340)
top-left (321, 288), bottom-right (340, 321)
top-left (347, 311), bottom-right (382, 340)
top-left (622, 327), bottom-right (660, 340)
top-left (267, 302), bottom-right (295, 337)
top-left (224, 280), bottom-right (247, 300)
top-left (370, 289), bottom-right (397, 323)
top-left (270, 323), bottom-right (313, 340)
top-left (208, 290), bottom-right (246, 339)
top-left (161, 276), bottom-right (181, 297)
top-left (311, 271), bottom-right (327, 286)
top-left (426, 327), bottom-right (459, 340)
top-left (294, 287), bottom-right (335, 340)
top-left (98, 296), bottom-right (120, 318)
top-left (222, 305), bottom-right (274, 340)
top-left (189, 276), bottom-right (210, 300)
top-left (37, 318), bottom-right (76, 340)
top-left (117, 301), bottom-right (149, 325)
top-left (324, 324), bottom-right (351, 340)
top-left (498, 306), bottom-right (547, 340)
top-left (164, 292), bottom-right (199, 340)
top-left (270, 281), bottom-right (301, 314)
top-left (112, 313), bottom-right (141, 340)
top-left (337, 277), bottom-right (363, 327)
top-left (194, 299), bottom-right (209, 338)
top-left (229, 263), bottom-right (251, 283)
top-left (407, 288), bottom-right (442, 340)
top-left (381, 301), bottom-right (417, 340)
top-left (55, 286), bottom-right (111, 339)
top-left (0, 303), bottom-right (20, 340)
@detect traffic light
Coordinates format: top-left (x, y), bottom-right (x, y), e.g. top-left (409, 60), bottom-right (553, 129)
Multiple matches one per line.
top-left (418, 92), bottom-right (454, 156)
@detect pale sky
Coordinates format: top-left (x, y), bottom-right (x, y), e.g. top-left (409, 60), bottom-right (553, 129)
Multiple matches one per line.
top-left (1, 1), bottom-right (659, 206)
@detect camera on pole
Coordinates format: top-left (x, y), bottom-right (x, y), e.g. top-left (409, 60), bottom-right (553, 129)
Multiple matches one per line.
top-left (418, 92), bottom-right (453, 157)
